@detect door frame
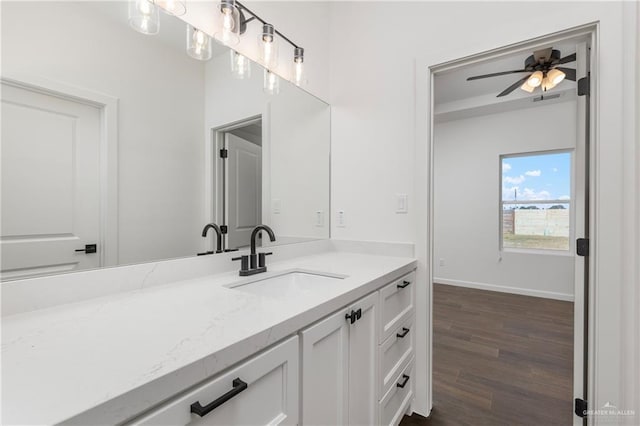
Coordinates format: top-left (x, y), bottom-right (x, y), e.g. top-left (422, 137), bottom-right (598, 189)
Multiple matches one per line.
top-left (206, 115), bottom-right (263, 252)
top-left (1, 72), bottom-right (119, 268)
top-left (425, 24), bottom-right (598, 424)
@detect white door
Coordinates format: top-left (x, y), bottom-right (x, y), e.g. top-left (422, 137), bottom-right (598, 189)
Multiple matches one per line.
top-left (301, 307), bottom-right (350, 426)
top-left (572, 40), bottom-right (591, 424)
top-left (1, 81), bottom-right (101, 279)
top-left (226, 133), bottom-right (262, 249)
top-left (348, 292), bottom-right (379, 426)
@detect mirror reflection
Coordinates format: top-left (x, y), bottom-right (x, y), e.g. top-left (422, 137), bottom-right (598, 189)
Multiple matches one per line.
top-left (0, 1), bottom-right (330, 280)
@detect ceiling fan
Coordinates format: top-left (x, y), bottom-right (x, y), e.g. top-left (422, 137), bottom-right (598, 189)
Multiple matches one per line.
top-left (466, 47), bottom-right (577, 97)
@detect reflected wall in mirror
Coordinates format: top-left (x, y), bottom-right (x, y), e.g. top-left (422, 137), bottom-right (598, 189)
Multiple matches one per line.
top-left (0, 1), bottom-right (330, 280)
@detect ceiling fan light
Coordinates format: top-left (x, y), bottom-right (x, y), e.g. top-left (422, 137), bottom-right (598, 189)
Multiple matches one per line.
top-left (548, 68), bottom-right (566, 85)
top-left (520, 81), bottom-right (535, 93)
top-left (542, 76), bottom-right (557, 91)
top-left (527, 71), bottom-right (543, 88)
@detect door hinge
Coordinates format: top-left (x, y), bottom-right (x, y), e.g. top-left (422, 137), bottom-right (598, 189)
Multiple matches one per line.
top-left (575, 398), bottom-right (588, 418)
top-left (219, 148), bottom-right (228, 158)
top-left (576, 238), bottom-right (589, 257)
top-left (220, 225), bottom-right (228, 234)
top-left (578, 76), bottom-right (590, 96)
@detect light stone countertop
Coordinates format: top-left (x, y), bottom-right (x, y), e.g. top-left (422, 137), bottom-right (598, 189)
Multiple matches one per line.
top-left (1, 251), bottom-right (416, 425)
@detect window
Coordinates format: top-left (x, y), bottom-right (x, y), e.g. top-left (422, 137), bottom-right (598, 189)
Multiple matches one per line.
top-left (501, 151), bottom-right (571, 251)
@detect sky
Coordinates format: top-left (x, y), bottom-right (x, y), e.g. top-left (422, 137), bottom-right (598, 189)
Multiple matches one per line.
top-left (502, 152), bottom-right (571, 202)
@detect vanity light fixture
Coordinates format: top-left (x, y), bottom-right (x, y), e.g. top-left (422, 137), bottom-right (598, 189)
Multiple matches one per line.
top-left (259, 23), bottom-right (278, 68)
top-left (214, 0), bottom-right (241, 46)
top-left (292, 47), bottom-right (305, 86)
top-left (231, 50), bottom-right (251, 79)
top-left (264, 69), bottom-right (280, 95)
top-left (128, 0), bottom-right (160, 35)
top-left (187, 26), bottom-right (212, 61)
top-left (154, 0), bottom-right (186, 16)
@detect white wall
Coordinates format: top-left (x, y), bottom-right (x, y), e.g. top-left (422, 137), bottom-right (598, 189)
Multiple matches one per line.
top-left (204, 53), bottom-right (330, 242)
top-left (433, 101), bottom-right (576, 300)
top-left (328, 1), bottom-right (637, 419)
top-left (1, 1), bottom-right (206, 265)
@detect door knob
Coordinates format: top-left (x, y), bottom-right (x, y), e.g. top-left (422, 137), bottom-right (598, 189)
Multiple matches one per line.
top-left (75, 244), bottom-right (97, 254)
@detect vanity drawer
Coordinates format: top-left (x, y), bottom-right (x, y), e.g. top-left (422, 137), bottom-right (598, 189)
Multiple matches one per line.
top-left (379, 316), bottom-right (414, 397)
top-left (379, 358), bottom-right (414, 426)
top-left (129, 336), bottom-right (298, 426)
top-left (379, 271), bottom-right (415, 343)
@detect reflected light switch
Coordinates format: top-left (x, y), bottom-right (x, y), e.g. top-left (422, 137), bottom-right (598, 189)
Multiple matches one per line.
top-left (316, 210), bottom-right (324, 227)
top-left (396, 194), bottom-right (408, 213)
top-left (273, 199), bottom-right (281, 214)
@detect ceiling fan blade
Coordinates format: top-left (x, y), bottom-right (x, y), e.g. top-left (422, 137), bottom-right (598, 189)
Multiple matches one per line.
top-left (466, 70), bottom-right (529, 81)
top-left (497, 75), bottom-right (532, 97)
top-left (533, 48), bottom-right (553, 62)
top-left (555, 67), bottom-right (577, 81)
top-left (556, 53), bottom-right (576, 64)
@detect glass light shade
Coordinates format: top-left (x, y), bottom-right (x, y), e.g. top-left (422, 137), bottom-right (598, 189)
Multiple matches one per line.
top-left (129, 0), bottom-right (160, 35)
top-left (230, 50), bottom-right (251, 79)
top-left (520, 81), bottom-right (535, 93)
top-left (527, 71), bottom-right (543, 88)
top-left (264, 69), bottom-right (280, 95)
top-left (154, 0), bottom-right (186, 16)
top-left (259, 24), bottom-right (278, 69)
top-left (541, 76), bottom-right (557, 91)
top-left (291, 47), bottom-right (304, 86)
top-left (213, 0), bottom-right (240, 46)
top-left (547, 68), bottom-right (566, 86)
top-left (187, 26), bottom-right (212, 61)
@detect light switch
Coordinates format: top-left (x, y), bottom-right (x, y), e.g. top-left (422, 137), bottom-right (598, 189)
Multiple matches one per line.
top-left (273, 199), bottom-right (281, 214)
top-left (396, 194), bottom-right (408, 213)
top-left (315, 210), bottom-right (324, 227)
top-left (337, 210), bottom-right (346, 227)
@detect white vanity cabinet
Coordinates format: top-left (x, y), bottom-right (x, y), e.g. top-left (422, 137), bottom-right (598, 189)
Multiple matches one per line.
top-left (129, 336), bottom-right (299, 426)
top-left (301, 292), bottom-right (378, 425)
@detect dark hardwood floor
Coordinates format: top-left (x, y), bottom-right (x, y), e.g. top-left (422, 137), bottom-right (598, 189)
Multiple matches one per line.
top-left (401, 284), bottom-right (574, 426)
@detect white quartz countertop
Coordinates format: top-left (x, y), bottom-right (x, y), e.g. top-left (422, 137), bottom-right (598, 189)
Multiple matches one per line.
top-left (2, 251), bottom-right (416, 425)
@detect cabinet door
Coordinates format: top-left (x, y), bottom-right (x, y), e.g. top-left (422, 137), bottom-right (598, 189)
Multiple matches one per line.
top-left (348, 292), bottom-right (378, 426)
top-left (130, 336), bottom-right (298, 426)
top-left (301, 308), bottom-right (350, 426)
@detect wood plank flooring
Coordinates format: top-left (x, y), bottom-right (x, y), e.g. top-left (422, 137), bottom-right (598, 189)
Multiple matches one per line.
top-left (400, 284), bottom-right (574, 426)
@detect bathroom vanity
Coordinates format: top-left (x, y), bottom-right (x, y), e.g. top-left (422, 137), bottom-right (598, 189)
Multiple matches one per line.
top-left (1, 242), bottom-right (417, 425)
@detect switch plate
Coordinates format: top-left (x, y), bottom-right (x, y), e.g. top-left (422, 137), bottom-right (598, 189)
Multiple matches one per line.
top-left (315, 210), bottom-right (324, 227)
top-left (337, 210), bottom-right (346, 227)
top-left (439, 258), bottom-right (445, 267)
top-left (396, 194), bottom-right (408, 213)
top-left (272, 199), bottom-right (281, 214)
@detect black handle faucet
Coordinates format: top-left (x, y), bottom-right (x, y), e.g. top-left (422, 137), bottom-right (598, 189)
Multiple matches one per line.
top-left (201, 223), bottom-right (223, 254)
top-left (232, 225), bottom-right (276, 276)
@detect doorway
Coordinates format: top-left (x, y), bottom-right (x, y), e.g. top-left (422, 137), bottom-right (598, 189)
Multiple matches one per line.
top-left (428, 27), bottom-right (595, 425)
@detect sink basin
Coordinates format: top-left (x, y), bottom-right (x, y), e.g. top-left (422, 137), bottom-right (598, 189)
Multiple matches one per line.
top-left (226, 270), bottom-right (347, 297)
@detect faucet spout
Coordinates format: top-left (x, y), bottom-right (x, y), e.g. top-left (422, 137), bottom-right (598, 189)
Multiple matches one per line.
top-left (250, 225), bottom-right (276, 255)
top-left (202, 223), bottom-right (223, 253)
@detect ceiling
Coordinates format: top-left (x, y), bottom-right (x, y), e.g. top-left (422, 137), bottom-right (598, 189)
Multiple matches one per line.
top-left (434, 39), bottom-right (581, 106)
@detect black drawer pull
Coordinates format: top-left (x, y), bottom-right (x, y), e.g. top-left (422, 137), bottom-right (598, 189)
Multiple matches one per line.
top-left (397, 280), bottom-right (411, 289)
top-left (396, 374), bottom-right (410, 388)
top-left (345, 308), bottom-right (362, 324)
top-left (396, 327), bottom-right (410, 338)
top-left (190, 378), bottom-right (248, 417)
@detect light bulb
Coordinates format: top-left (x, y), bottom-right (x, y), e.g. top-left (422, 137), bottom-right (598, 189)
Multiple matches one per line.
top-left (214, 0), bottom-right (240, 46)
top-left (547, 68), bottom-right (566, 86)
top-left (291, 47), bottom-right (305, 86)
top-left (129, 0), bottom-right (159, 35)
top-left (154, 0), bottom-right (186, 16)
top-left (264, 69), bottom-right (279, 95)
top-left (230, 50), bottom-right (251, 79)
top-left (187, 26), bottom-right (212, 61)
top-left (527, 71), bottom-right (543, 88)
top-left (259, 24), bottom-right (278, 68)
top-left (542, 76), bottom-right (557, 91)
top-left (520, 81), bottom-right (535, 93)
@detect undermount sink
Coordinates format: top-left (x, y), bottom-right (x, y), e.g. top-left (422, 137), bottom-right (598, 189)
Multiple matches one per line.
top-left (226, 270), bottom-right (347, 297)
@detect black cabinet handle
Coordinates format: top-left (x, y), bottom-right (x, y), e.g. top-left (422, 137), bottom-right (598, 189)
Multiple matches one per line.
top-left (75, 244), bottom-right (97, 254)
top-left (396, 327), bottom-right (410, 338)
top-left (190, 378), bottom-right (248, 417)
top-left (396, 374), bottom-right (410, 388)
top-left (345, 310), bottom-right (357, 324)
top-left (397, 280), bottom-right (411, 289)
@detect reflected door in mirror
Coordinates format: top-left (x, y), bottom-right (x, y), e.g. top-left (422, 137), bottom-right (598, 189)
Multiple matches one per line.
top-left (1, 82), bottom-right (101, 279)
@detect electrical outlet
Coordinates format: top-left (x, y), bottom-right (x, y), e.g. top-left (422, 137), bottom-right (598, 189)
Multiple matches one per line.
top-left (315, 210), bottom-right (324, 227)
top-left (337, 210), bottom-right (346, 227)
top-left (272, 199), bottom-right (281, 214)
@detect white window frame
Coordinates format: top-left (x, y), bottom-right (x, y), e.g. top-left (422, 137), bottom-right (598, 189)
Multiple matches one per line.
top-left (499, 149), bottom-right (574, 255)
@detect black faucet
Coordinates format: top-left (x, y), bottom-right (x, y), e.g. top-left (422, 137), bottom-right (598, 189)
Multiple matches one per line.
top-left (201, 223), bottom-right (223, 254)
top-left (232, 225), bottom-right (276, 276)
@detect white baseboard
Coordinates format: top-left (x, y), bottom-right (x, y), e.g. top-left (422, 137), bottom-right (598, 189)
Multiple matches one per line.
top-left (433, 278), bottom-right (574, 302)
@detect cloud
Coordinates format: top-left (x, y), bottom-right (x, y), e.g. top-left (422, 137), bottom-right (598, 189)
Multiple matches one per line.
top-left (525, 170), bottom-right (541, 177)
top-left (502, 163), bottom-right (512, 173)
top-left (559, 195), bottom-right (570, 200)
top-left (552, 167), bottom-right (558, 172)
top-left (503, 175), bottom-right (525, 185)
top-left (520, 187), bottom-right (552, 200)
